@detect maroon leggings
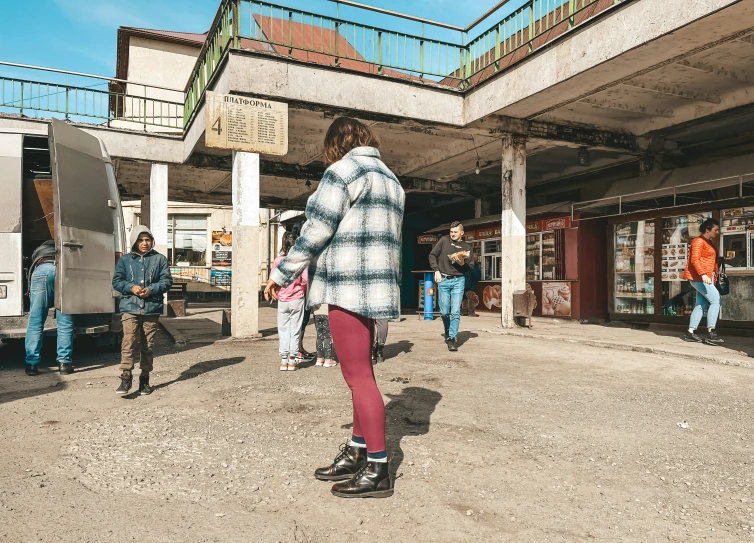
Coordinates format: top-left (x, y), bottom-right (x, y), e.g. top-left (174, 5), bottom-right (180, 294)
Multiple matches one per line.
top-left (329, 306), bottom-right (385, 453)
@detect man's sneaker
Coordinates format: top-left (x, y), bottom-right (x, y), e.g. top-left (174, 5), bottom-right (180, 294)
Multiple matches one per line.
top-left (447, 337), bottom-right (458, 352)
top-left (287, 358), bottom-right (298, 371)
top-left (296, 351), bottom-right (314, 364)
top-left (683, 331), bottom-right (703, 343)
top-left (116, 371), bottom-right (133, 394)
top-left (138, 374), bottom-right (153, 395)
top-left (707, 330), bottom-right (724, 344)
top-left (58, 362), bottom-right (74, 375)
top-left (25, 364), bottom-right (39, 376)
top-left (280, 359), bottom-right (289, 371)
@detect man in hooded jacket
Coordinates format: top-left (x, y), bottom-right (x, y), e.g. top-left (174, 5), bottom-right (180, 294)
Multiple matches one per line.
top-left (112, 225), bottom-right (172, 395)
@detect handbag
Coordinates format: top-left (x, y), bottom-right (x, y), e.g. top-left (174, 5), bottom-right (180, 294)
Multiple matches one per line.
top-left (715, 261), bottom-right (730, 296)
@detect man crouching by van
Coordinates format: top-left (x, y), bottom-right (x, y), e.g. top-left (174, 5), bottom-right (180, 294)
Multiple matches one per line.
top-left (24, 240), bottom-right (75, 376)
top-left (112, 226), bottom-right (172, 395)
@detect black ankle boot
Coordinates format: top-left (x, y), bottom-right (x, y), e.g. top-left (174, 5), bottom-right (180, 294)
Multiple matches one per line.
top-left (375, 345), bottom-right (384, 364)
top-left (314, 442), bottom-right (366, 481)
top-left (331, 460), bottom-right (393, 498)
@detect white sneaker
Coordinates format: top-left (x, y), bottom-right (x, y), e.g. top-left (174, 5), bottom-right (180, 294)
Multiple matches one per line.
top-left (287, 358), bottom-right (298, 371)
top-left (315, 358), bottom-right (324, 367)
top-left (323, 359), bottom-right (338, 368)
top-left (280, 359), bottom-right (289, 371)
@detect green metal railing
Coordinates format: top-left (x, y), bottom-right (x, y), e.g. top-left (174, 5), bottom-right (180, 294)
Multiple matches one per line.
top-left (0, 67), bottom-right (184, 130)
top-left (183, 0), bottom-right (628, 128)
top-left (465, 0), bottom-right (614, 81)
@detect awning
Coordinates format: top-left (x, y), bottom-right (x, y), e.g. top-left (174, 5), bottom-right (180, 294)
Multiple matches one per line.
top-left (576, 153), bottom-right (754, 211)
top-left (424, 202), bottom-right (573, 234)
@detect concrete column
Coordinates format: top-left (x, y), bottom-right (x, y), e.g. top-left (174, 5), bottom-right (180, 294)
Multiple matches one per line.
top-left (140, 196), bottom-right (150, 228)
top-left (231, 151), bottom-right (261, 339)
top-left (475, 198), bottom-right (490, 218)
top-left (149, 164), bottom-right (169, 257)
top-left (500, 134), bottom-right (527, 329)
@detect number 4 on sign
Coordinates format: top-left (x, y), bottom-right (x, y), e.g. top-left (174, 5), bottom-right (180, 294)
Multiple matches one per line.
top-left (212, 116), bottom-right (222, 136)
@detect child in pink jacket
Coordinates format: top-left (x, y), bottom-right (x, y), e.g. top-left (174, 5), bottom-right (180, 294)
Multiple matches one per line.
top-left (272, 233), bottom-right (308, 371)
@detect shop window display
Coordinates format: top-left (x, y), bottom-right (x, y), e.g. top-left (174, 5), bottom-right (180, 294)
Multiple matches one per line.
top-left (660, 213), bottom-right (710, 316)
top-left (525, 231), bottom-right (565, 281)
top-left (721, 207), bottom-right (754, 270)
top-left (614, 220), bottom-right (655, 314)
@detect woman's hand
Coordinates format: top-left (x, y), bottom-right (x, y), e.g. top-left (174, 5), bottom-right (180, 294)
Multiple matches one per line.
top-left (701, 274), bottom-right (713, 285)
top-left (264, 279), bottom-right (282, 301)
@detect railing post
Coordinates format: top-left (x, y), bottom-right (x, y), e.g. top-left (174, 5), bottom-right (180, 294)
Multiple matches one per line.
top-left (288, 11), bottom-right (293, 55)
top-left (377, 31), bottom-right (382, 73)
top-left (528, 1), bottom-right (534, 52)
top-left (232, 0), bottom-right (241, 48)
top-left (569, 0), bottom-right (576, 28)
top-left (335, 21), bottom-right (341, 65)
top-left (419, 39), bottom-right (424, 78)
top-left (495, 25), bottom-right (501, 71)
top-left (65, 87), bottom-right (70, 120)
top-left (19, 82), bottom-right (24, 116)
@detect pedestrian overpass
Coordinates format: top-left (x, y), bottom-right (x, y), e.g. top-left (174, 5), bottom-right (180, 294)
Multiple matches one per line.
top-left (2, 0), bottom-right (753, 336)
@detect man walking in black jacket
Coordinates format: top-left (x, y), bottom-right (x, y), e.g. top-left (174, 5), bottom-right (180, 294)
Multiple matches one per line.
top-left (429, 222), bottom-right (473, 351)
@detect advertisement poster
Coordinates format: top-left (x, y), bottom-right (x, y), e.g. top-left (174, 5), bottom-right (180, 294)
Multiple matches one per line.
top-left (212, 231), bottom-right (233, 267)
top-left (541, 282), bottom-right (572, 317)
top-left (211, 269), bottom-right (232, 286)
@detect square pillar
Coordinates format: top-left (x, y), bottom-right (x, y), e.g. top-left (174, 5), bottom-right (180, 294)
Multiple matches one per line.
top-left (231, 151), bottom-right (261, 339)
top-left (149, 163), bottom-right (169, 257)
top-left (475, 198), bottom-right (490, 218)
top-left (500, 134), bottom-right (527, 329)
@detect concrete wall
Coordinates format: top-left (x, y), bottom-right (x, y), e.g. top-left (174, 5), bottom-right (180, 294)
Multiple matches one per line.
top-left (113, 36), bottom-right (200, 133)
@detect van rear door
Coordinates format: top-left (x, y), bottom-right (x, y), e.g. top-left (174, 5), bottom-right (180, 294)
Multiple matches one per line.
top-left (49, 119), bottom-right (115, 314)
top-left (0, 133), bottom-right (24, 317)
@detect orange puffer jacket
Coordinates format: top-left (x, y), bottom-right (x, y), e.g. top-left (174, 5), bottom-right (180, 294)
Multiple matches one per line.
top-left (683, 236), bottom-right (718, 282)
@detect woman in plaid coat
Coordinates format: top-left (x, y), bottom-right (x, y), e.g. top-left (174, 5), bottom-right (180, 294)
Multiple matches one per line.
top-left (265, 117), bottom-right (405, 498)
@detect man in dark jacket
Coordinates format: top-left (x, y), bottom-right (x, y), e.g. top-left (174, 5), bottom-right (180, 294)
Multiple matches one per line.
top-left (112, 225), bottom-right (172, 395)
top-left (24, 240), bottom-right (75, 376)
top-left (429, 221), bottom-right (473, 352)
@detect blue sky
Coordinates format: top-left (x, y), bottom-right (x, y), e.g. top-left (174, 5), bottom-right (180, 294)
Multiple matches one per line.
top-left (0, 0), bottom-right (521, 78)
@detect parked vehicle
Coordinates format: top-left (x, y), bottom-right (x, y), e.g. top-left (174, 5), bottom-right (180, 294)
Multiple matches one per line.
top-left (0, 119), bottom-right (127, 344)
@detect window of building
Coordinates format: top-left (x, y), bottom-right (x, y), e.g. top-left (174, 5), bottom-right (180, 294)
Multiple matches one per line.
top-left (721, 207), bottom-right (754, 270)
top-left (481, 239), bottom-right (502, 281)
top-left (168, 215), bottom-right (208, 266)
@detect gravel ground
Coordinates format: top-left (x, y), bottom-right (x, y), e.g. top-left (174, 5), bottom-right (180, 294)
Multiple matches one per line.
top-left (1, 318), bottom-right (753, 543)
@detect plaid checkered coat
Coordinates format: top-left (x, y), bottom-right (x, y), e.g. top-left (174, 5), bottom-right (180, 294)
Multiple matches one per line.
top-left (270, 147), bottom-right (405, 320)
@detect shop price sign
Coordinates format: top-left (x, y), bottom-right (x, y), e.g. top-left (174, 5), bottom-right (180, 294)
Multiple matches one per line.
top-left (205, 91), bottom-right (289, 155)
top-left (417, 235), bottom-right (438, 245)
top-left (476, 228), bottom-right (496, 240)
top-left (465, 230), bottom-right (477, 241)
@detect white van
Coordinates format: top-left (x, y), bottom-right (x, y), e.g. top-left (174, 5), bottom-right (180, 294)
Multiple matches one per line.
top-left (0, 119), bottom-right (127, 344)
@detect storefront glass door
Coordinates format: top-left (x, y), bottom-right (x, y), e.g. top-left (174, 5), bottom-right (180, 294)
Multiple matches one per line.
top-left (614, 221), bottom-right (655, 314)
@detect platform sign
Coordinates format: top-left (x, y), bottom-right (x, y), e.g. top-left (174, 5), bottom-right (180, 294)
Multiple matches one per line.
top-left (205, 91), bottom-right (288, 155)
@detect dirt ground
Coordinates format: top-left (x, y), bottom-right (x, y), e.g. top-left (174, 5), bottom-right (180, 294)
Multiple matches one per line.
top-left (1, 314), bottom-right (753, 543)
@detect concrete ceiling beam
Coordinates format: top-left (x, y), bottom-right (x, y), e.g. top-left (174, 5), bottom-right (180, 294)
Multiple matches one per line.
top-left (620, 81), bottom-right (722, 104)
top-left (468, 116), bottom-right (639, 152)
top-left (578, 98), bottom-right (675, 119)
top-left (676, 60), bottom-right (753, 83)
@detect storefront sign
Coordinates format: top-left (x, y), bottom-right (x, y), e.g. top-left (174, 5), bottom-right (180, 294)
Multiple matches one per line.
top-left (417, 235), bottom-right (438, 245)
top-left (476, 228), bottom-right (496, 240)
top-left (211, 269), bottom-right (232, 286)
top-left (465, 231), bottom-right (477, 241)
top-left (526, 221), bottom-right (541, 233)
top-left (205, 91), bottom-right (289, 155)
top-left (542, 217), bottom-right (571, 231)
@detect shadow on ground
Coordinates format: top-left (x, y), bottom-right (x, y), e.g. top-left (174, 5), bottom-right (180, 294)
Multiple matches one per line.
top-left (147, 356), bottom-right (246, 395)
top-left (385, 386), bottom-right (442, 482)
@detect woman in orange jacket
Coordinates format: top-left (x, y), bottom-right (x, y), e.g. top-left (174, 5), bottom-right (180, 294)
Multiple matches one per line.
top-left (682, 218), bottom-right (723, 344)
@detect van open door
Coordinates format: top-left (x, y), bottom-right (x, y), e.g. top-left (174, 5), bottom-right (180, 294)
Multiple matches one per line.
top-left (49, 119), bottom-right (116, 314)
